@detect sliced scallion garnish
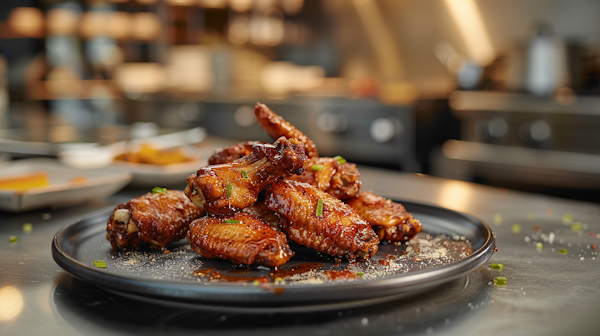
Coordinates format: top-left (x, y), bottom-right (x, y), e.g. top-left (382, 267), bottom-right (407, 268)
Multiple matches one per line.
top-left (8, 235), bottom-right (17, 243)
top-left (333, 156), bottom-right (346, 164)
top-left (558, 249), bottom-right (568, 255)
top-left (494, 277), bottom-right (506, 286)
top-left (93, 260), bottom-right (107, 268)
top-left (311, 164), bottom-right (324, 171)
top-left (490, 263), bottom-right (503, 270)
top-left (357, 272), bottom-right (364, 277)
top-left (22, 223), bottom-right (33, 233)
top-left (241, 170), bottom-right (248, 178)
top-left (224, 219), bottom-right (240, 224)
top-left (511, 224), bottom-right (521, 234)
top-left (227, 184), bottom-right (232, 199)
top-left (316, 198), bottom-right (324, 217)
top-left (571, 223), bottom-right (582, 232)
top-left (151, 187), bottom-right (167, 194)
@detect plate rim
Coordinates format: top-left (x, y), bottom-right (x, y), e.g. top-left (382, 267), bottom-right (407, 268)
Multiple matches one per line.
top-left (52, 200), bottom-right (495, 306)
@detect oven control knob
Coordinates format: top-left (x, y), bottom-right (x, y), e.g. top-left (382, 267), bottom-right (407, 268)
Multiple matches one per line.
top-left (487, 116), bottom-right (509, 139)
top-left (529, 120), bottom-right (552, 142)
top-left (317, 112), bottom-right (350, 133)
top-left (370, 117), bottom-right (402, 143)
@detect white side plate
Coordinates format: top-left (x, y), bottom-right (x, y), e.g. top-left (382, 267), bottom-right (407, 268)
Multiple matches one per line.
top-left (0, 159), bottom-right (132, 212)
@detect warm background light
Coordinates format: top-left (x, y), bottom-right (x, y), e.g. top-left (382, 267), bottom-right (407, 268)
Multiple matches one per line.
top-left (106, 12), bottom-right (131, 39)
top-left (444, 0), bottom-right (494, 66)
top-left (281, 0), bottom-right (304, 15)
top-left (0, 286), bottom-right (24, 322)
top-left (8, 7), bottom-right (44, 38)
top-left (114, 63), bottom-right (166, 93)
top-left (228, 15), bottom-right (250, 45)
top-left (46, 8), bottom-right (79, 35)
top-left (166, 0), bottom-right (196, 6)
top-left (131, 13), bottom-right (161, 41)
top-left (229, 0), bottom-right (253, 12)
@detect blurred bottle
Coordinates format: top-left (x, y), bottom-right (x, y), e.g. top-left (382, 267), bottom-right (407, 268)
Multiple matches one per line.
top-left (525, 23), bottom-right (569, 96)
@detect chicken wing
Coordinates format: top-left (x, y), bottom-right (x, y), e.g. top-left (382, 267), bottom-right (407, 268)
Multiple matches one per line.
top-left (285, 157), bottom-right (361, 200)
top-left (187, 212), bottom-right (293, 267)
top-left (185, 137), bottom-right (308, 214)
top-left (346, 191), bottom-right (422, 243)
top-left (265, 180), bottom-right (379, 261)
top-left (254, 103), bottom-right (319, 158)
top-left (208, 141), bottom-right (263, 165)
top-left (243, 202), bottom-right (280, 228)
top-left (106, 190), bottom-right (204, 249)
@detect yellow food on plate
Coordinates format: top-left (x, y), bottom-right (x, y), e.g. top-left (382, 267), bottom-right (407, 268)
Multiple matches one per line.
top-left (0, 172), bottom-right (50, 191)
top-left (70, 176), bottom-right (88, 185)
top-left (114, 144), bottom-right (194, 165)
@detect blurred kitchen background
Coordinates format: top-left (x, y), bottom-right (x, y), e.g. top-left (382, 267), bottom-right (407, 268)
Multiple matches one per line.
top-left (1, 0), bottom-right (600, 202)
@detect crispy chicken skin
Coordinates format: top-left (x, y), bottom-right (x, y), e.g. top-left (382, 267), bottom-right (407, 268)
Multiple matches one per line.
top-left (265, 180), bottom-right (379, 261)
top-left (187, 212), bottom-right (293, 267)
top-left (285, 157), bottom-right (361, 200)
top-left (346, 191), bottom-right (422, 243)
top-left (243, 202), bottom-right (280, 228)
top-left (106, 190), bottom-right (204, 249)
top-left (254, 103), bottom-right (319, 158)
top-left (208, 141), bottom-right (263, 165)
top-left (185, 137), bottom-right (308, 214)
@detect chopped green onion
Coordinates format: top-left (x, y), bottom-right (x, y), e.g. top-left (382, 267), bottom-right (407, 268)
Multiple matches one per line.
top-left (151, 187), bottom-right (167, 194)
top-left (22, 223), bottom-right (33, 233)
top-left (493, 214), bottom-right (502, 225)
top-left (558, 249), bottom-right (568, 255)
top-left (93, 260), bottom-right (107, 268)
top-left (357, 272), bottom-right (364, 277)
top-left (227, 184), bottom-right (232, 199)
top-left (333, 156), bottom-right (346, 164)
top-left (494, 277), bottom-right (507, 286)
top-left (316, 198), bottom-right (323, 217)
top-left (571, 223), bottom-right (582, 232)
top-left (311, 164), bottom-right (324, 171)
top-left (511, 224), bottom-right (521, 234)
top-left (8, 235), bottom-right (17, 243)
top-left (526, 212), bottom-right (535, 220)
top-left (252, 280), bottom-right (260, 286)
top-left (562, 214), bottom-right (573, 224)
top-left (241, 170), bottom-right (248, 179)
top-left (490, 263), bottom-right (504, 270)
top-left (536, 242), bottom-right (543, 250)
top-left (224, 219), bottom-right (240, 224)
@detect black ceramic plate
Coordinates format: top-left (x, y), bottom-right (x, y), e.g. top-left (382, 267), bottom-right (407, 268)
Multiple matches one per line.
top-left (52, 201), bottom-right (494, 312)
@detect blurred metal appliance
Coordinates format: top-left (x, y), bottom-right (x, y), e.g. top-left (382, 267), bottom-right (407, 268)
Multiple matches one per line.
top-left (140, 97), bottom-right (417, 171)
top-left (434, 90), bottom-right (600, 194)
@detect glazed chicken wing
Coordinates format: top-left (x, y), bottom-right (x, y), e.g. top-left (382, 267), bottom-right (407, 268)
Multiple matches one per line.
top-left (185, 137), bottom-right (308, 214)
top-left (106, 190), bottom-right (204, 249)
top-left (243, 202), bottom-right (280, 228)
top-left (255, 103), bottom-right (319, 158)
top-left (265, 180), bottom-right (379, 261)
top-left (285, 157), bottom-right (361, 200)
top-left (346, 191), bottom-right (422, 243)
top-left (208, 141), bottom-right (264, 165)
top-left (187, 212), bottom-right (293, 267)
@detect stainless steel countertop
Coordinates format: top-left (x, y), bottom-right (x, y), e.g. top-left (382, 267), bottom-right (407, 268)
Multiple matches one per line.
top-left (1, 167), bottom-right (600, 336)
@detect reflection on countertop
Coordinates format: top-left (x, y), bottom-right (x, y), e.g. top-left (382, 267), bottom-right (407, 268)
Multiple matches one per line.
top-left (1, 167), bottom-right (600, 335)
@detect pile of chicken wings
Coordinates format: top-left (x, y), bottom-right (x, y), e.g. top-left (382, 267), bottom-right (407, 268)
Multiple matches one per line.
top-left (106, 103), bottom-right (422, 267)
